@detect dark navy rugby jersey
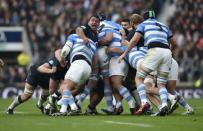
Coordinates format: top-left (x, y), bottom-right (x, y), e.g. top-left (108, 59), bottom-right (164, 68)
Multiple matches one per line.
top-left (80, 24), bottom-right (98, 42)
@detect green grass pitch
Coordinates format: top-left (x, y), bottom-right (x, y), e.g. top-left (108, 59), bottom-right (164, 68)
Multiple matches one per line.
top-left (0, 98), bottom-right (203, 131)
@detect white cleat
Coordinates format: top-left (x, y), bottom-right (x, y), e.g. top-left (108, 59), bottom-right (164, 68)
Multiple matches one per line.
top-left (182, 107), bottom-right (194, 115)
top-left (168, 95), bottom-right (180, 114)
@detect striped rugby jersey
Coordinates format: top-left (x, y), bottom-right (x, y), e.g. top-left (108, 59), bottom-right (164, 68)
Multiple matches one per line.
top-left (64, 34), bottom-right (97, 64)
top-left (136, 18), bottom-right (173, 47)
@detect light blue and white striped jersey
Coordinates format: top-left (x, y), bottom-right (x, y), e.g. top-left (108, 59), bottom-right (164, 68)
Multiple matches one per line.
top-left (100, 20), bottom-right (123, 31)
top-left (99, 20), bottom-right (123, 47)
top-left (98, 28), bottom-right (122, 58)
top-left (136, 18), bottom-right (173, 47)
top-left (125, 46), bottom-right (148, 69)
top-left (65, 34), bottom-right (97, 64)
top-left (98, 28), bottom-right (122, 47)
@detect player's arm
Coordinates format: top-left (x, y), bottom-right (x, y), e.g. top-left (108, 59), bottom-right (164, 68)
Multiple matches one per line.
top-left (168, 33), bottom-right (177, 52)
top-left (121, 39), bottom-right (130, 45)
top-left (0, 58), bottom-right (4, 69)
top-left (91, 54), bottom-right (99, 76)
top-left (169, 36), bottom-right (177, 53)
top-left (76, 26), bottom-right (89, 44)
top-left (119, 28), bottom-right (127, 45)
top-left (167, 28), bottom-right (177, 53)
top-left (118, 32), bottom-right (141, 62)
top-left (55, 49), bottom-right (62, 61)
top-left (119, 28), bottom-right (126, 39)
top-left (55, 49), bottom-right (67, 67)
top-left (99, 32), bottom-right (113, 46)
top-left (106, 46), bottom-right (127, 55)
top-left (60, 39), bottom-right (73, 61)
top-left (118, 23), bottom-right (143, 62)
top-left (37, 63), bottom-right (57, 74)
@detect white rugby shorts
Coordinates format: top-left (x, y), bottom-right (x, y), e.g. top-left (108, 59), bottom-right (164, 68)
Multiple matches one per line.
top-left (142, 48), bottom-right (172, 73)
top-left (65, 60), bottom-right (91, 86)
top-left (109, 57), bottom-right (129, 77)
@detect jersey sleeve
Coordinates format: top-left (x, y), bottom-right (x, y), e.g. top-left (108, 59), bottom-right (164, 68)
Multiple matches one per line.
top-left (66, 35), bottom-right (75, 45)
top-left (120, 45), bottom-right (127, 52)
top-left (117, 23), bottom-right (123, 30)
top-left (48, 57), bottom-right (59, 67)
top-left (136, 23), bottom-right (145, 36)
top-left (126, 30), bottom-right (136, 41)
top-left (98, 29), bottom-right (113, 41)
top-left (167, 28), bottom-right (173, 39)
top-left (80, 25), bottom-right (87, 30)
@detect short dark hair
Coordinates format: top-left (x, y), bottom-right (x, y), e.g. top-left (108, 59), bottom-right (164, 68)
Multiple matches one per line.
top-left (121, 18), bottom-right (130, 23)
top-left (97, 13), bottom-right (107, 21)
top-left (89, 14), bottom-right (101, 20)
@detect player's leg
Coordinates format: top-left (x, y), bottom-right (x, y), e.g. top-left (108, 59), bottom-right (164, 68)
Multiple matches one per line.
top-left (111, 75), bottom-right (137, 114)
top-left (36, 88), bottom-right (49, 113)
top-left (44, 79), bottom-right (61, 114)
top-left (97, 47), bottom-right (114, 113)
top-left (112, 88), bottom-right (123, 115)
top-left (109, 57), bottom-right (137, 114)
top-left (133, 59), bottom-right (152, 115)
top-left (133, 48), bottom-right (171, 115)
top-left (124, 67), bottom-right (141, 109)
top-left (167, 59), bottom-right (194, 115)
top-left (7, 83), bottom-right (34, 114)
top-left (85, 79), bottom-right (104, 115)
top-left (77, 53), bottom-right (100, 107)
top-left (56, 60), bottom-right (91, 115)
top-left (102, 72), bottom-right (114, 114)
top-left (155, 49), bottom-right (172, 116)
top-left (76, 78), bottom-right (98, 107)
top-left (144, 75), bottom-right (164, 113)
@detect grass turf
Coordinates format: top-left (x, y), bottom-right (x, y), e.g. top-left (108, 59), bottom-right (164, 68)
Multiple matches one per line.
top-left (0, 98), bottom-right (203, 131)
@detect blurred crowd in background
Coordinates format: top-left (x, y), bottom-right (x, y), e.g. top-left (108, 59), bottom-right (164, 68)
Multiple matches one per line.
top-left (0, 0), bottom-right (202, 86)
top-left (168, 0), bottom-right (203, 83)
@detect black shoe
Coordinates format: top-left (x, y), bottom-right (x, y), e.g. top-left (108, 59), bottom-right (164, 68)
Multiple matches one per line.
top-left (51, 112), bottom-right (67, 116)
top-left (50, 107), bottom-right (58, 114)
top-left (114, 106), bottom-right (123, 115)
top-left (145, 107), bottom-right (154, 115)
top-left (101, 108), bottom-right (115, 115)
top-left (168, 95), bottom-right (180, 114)
top-left (6, 108), bottom-right (14, 115)
top-left (43, 108), bottom-right (50, 115)
top-left (67, 109), bottom-right (81, 116)
top-left (84, 106), bottom-right (98, 115)
top-left (151, 105), bottom-right (168, 116)
top-left (168, 104), bottom-right (179, 114)
top-left (36, 104), bottom-right (44, 114)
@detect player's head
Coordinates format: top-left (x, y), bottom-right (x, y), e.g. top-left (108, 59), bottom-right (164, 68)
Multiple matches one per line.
top-left (88, 14), bottom-right (100, 31)
top-left (143, 10), bottom-right (156, 20)
top-left (97, 13), bottom-right (107, 21)
top-left (130, 14), bottom-right (143, 27)
top-left (121, 18), bottom-right (131, 30)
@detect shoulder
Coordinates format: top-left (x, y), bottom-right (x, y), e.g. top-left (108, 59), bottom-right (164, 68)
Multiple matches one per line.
top-left (80, 24), bottom-right (91, 31)
top-left (67, 34), bottom-right (79, 40)
top-left (48, 57), bottom-right (60, 67)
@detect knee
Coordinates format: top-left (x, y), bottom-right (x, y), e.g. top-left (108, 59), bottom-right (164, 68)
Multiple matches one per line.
top-left (20, 93), bottom-right (32, 102)
top-left (110, 80), bottom-right (121, 89)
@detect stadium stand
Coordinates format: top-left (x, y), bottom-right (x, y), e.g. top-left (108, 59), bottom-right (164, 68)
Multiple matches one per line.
top-left (167, 0), bottom-right (203, 84)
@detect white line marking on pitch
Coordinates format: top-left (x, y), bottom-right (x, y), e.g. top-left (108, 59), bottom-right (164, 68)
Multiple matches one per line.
top-left (104, 121), bottom-right (153, 127)
top-left (1, 111), bottom-right (33, 114)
